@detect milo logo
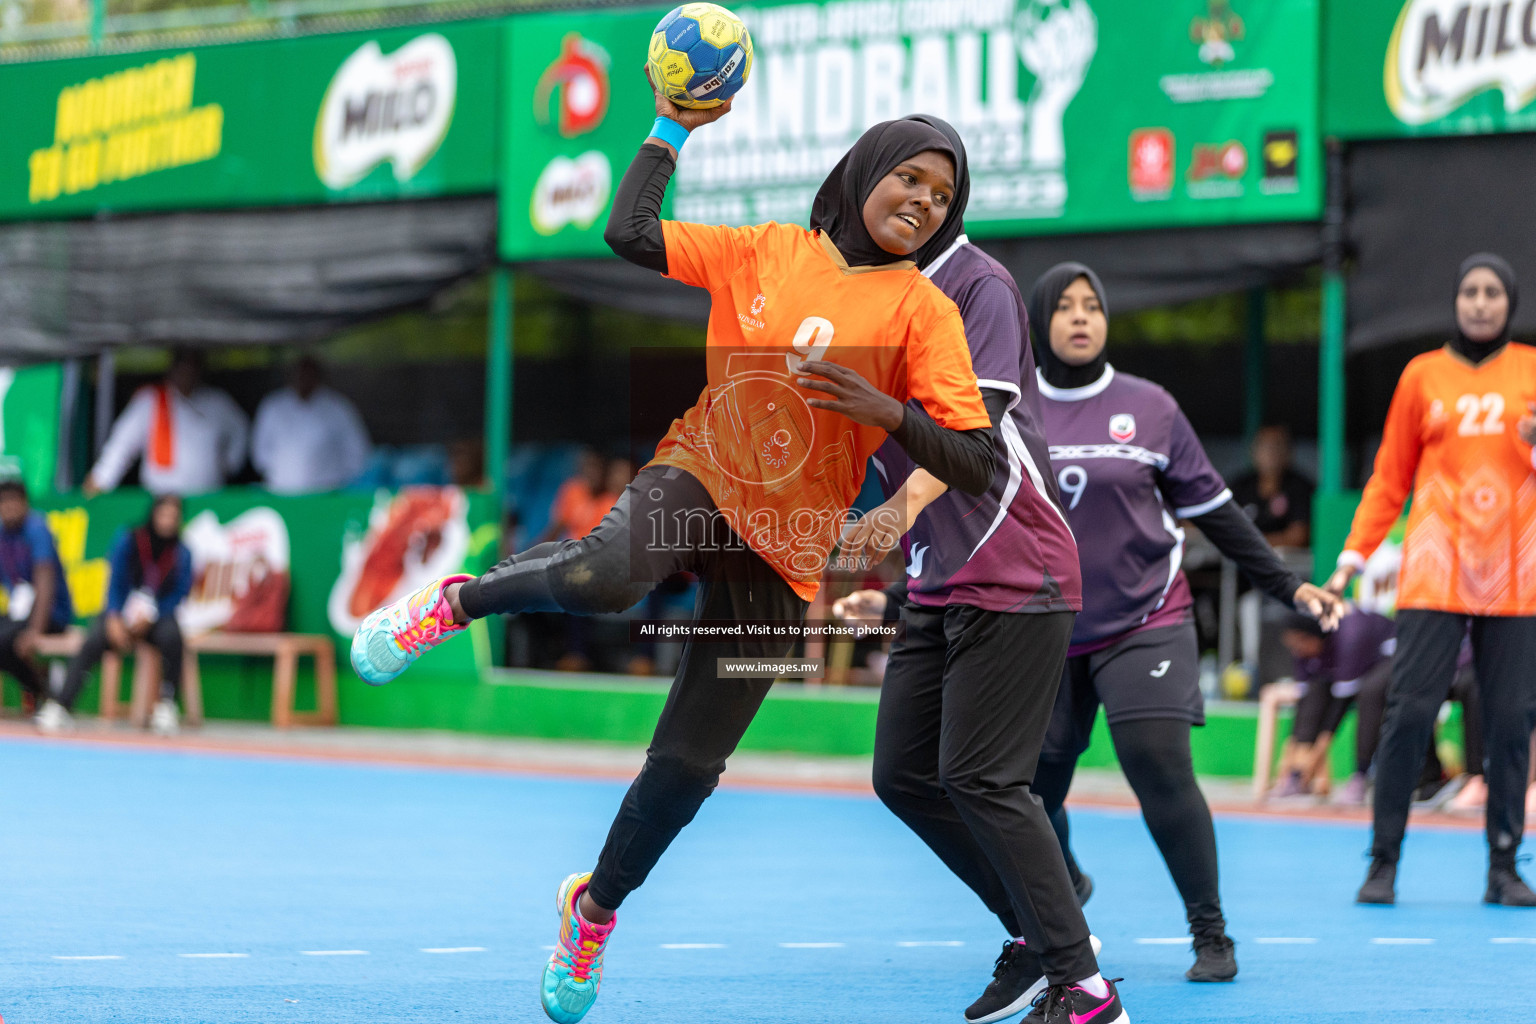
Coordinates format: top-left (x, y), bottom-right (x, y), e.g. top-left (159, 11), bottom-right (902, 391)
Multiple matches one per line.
top-left (314, 33), bottom-right (457, 189)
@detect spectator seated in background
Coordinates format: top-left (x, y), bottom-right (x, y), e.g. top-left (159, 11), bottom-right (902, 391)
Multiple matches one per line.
top-left (0, 480), bottom-right (73, 714)
top-left (1274, 609), bottom-right (1396, 804)
top-left (85, 349), bottom-right (249, 497)
top-left (37, 494), bottom-right (191, 736)
top-left (539, 448), bottom-right (611, 545)
top-left (252, 355), bottom-right (371, 494)
top-left (1231, 425), bottom-right (1314, 550)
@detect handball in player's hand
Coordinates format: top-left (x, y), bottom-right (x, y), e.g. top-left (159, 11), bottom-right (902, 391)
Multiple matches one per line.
top-left (648, 4), bottom-right (752, 110)
top-left (646, 66), bottom-right (733, 134)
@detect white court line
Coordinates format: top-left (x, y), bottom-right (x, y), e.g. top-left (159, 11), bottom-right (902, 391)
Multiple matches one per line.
top-left (52, 955), bottom-right (123, 961)
top-left (540, 945), bottom-right (558, 951)
top-left (897, 941), bottom-right (965, 947)
top-left (178, 953), bottom-right (249, 959)
top-left (1492, 937), bottom-right (1536, 944)
top-left (301, 950), bottom-right (369, 956)
top-left (421, 947), bottom-right (486, 954)
top-left (779, 942), bottom-right (845, 948)
top-left (660, 943), bottom-right (726, 949)
top-left (1133, 938), bottom-right (1188, 945)
top-left (1254, 937), bottom-right (1318, 945)
top-left (1371, 938), bottom-right (1433, 945)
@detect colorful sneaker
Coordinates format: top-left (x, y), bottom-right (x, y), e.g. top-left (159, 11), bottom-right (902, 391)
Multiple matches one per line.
top-left (350, 574), bottom-right (472, 684)
top-left (1022, 978), bottom-right (1128, 1024)
top-left (541, 872), bottom-right (616, 1024)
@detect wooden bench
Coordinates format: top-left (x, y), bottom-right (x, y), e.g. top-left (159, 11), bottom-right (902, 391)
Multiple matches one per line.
top-left (32, 628), bottom-right (337, 730)
top-left (183, 632), bottom-right (337, 729)
top-left (33, 628), bottom-right (167, 726)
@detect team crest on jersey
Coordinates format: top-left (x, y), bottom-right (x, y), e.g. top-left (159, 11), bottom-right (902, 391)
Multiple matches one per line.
top-left (1109, 413), bottom-right (1137, 443)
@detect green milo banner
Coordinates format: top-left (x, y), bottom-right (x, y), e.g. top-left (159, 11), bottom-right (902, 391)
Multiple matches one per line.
top-left (0, 21), bottom-right (501, 220)
top-left (500, 0), bottom-right (1320, 259)
top-left (1325, 0), bottom-right (1536, 138)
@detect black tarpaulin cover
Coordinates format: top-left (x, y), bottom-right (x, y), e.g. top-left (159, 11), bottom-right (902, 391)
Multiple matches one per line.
top-left (0, 196), bottom-right (496, 360)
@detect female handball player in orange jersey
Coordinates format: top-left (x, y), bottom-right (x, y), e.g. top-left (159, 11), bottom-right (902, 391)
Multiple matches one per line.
top-left (350, 78), bottom-right (1010, 1022)
top-left (1329, 254), bottom-right (1536, 907)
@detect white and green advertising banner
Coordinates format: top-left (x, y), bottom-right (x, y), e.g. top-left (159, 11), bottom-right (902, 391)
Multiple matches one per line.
top-left (502, 0), bottom-right (1321, 259)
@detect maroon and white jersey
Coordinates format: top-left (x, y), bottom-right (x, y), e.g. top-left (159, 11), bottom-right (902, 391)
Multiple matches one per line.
top-left (873, 238), bottom-right (1082, 614)
top-left (1037, 364), bottom-right (1231, 650)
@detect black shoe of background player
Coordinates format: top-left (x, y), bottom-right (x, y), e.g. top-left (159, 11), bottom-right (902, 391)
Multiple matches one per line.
top-left (1021, 979), bottom-right (1128, 1024)
top-left (1074, 872), bottom-right (1093, 907)
top-left (1186, 927), bottom-right (1237, 982)
top-left (966, 939), bottom-right (1046, 1024)
top-left (1485, 856), bottom-right (1536, 907)
top-left (1357, 856), bottom-right (1397, 904)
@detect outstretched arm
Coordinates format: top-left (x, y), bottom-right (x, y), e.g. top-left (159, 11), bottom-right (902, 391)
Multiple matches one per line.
top-left (603, 69), bottom-right (732, 272)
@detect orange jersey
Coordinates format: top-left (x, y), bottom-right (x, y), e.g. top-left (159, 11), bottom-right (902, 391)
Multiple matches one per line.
top-left (652, 220), bottom-right (990, 601)
top-left (1342, 343), bottom-right (1536, 615)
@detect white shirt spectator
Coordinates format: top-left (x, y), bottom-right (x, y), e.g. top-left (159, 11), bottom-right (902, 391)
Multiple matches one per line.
top-left (91, 385), bottom-right (249, 495)
top-left (251, 385), bottom-right (371, 494)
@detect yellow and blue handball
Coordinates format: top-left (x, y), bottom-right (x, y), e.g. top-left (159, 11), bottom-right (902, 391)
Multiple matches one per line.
top-left (647, 3), bottom-right (753, 110)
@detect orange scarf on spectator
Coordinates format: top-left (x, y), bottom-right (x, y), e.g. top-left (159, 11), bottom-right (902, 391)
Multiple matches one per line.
top-left (149, 385), bottom-right (175, 468)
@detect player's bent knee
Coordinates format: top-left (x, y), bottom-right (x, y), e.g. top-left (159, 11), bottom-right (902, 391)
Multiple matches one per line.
top-left (632, 753), bottom-right (722, 830)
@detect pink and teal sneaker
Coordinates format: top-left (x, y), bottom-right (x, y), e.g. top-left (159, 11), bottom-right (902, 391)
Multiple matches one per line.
top-left (349, 574), bottom-right (472, 685)
top-left (541, 872), bottom-right (616, 1024)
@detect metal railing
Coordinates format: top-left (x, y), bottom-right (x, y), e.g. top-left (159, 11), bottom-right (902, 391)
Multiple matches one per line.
top-left (0, 0), bottom-right (639, 60)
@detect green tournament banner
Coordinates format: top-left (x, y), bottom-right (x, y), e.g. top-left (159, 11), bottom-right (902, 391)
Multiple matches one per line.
top-left (0, 21), bottom-right (501, 220)
top-left (1325, 0), bottom-right (1536, 138)
top-left (500, 0), bottom-right (1320, 259)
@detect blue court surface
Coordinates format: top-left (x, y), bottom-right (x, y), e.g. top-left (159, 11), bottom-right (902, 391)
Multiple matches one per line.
top-left (5, 737), bottom-right (1534, 1024)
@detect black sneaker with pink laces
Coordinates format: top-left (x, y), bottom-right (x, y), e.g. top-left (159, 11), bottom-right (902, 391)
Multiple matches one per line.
top-left (1021, 978), bottom-right (1129, 1024)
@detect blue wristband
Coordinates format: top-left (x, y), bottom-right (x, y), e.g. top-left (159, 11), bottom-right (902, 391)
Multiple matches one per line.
top-left (649, 116), bottom-right (690, 152)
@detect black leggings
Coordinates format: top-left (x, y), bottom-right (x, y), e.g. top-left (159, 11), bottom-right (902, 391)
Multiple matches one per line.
top-left (1036, 718), bottom-right (1225, 935)
top-left (1371, 610), bottom-right (1536, 866)
top-left (459, 465), bottom-right (808, 911)
top-left (56, 614), bottom-right (184, 709)
top-left (1292, 658), bottom-right (1393, 774)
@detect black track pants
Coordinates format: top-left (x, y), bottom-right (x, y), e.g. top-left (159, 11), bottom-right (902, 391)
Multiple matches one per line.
top-left (872, 605), bottom-right (1097, 985)
top-left (458, 465), bottom-right (808, 910)
top-left (57, 615), bottom-right (184, 709)
top-left (1036, 718), bottom-right (1226, 935)
top-left (1371, 610), bottom-right (1536, 866)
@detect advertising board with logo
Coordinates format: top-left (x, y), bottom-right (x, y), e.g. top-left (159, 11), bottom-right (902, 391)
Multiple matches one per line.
top-left (0, 22), bottom-right (499, 220)
top-left (500, 0), bottom-right (1319, 259)
top-left (1325, 0), bottom-right (1536, 138)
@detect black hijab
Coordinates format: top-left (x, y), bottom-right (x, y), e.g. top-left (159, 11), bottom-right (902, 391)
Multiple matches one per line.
top-left (901, 114), bottom-right (970, 270)
top-left (1029, 262), bottom-right (1110, 389)
top-left (141, 493), bottom-right (180, 561)
top-left (809, 118), bottom-right (959, 269)
top-left (1452, 253), bottom-right (1518, 364)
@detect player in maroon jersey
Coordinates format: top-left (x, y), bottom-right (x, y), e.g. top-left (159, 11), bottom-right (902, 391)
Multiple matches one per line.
top-left (1027, 262), bottom-right (1342, 982)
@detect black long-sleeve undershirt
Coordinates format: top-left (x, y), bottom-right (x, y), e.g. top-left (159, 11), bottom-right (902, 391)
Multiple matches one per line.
top-left (604, 141), bottom-right (997, 496)
top-left (1189, 499), bottom-right (1304, 607)
top-left (604, 142), bottom-right (672, 273)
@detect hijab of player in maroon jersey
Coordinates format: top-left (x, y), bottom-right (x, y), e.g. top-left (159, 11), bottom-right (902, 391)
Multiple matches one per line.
top-left (1028, 261), bottom-right (1110, 390)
